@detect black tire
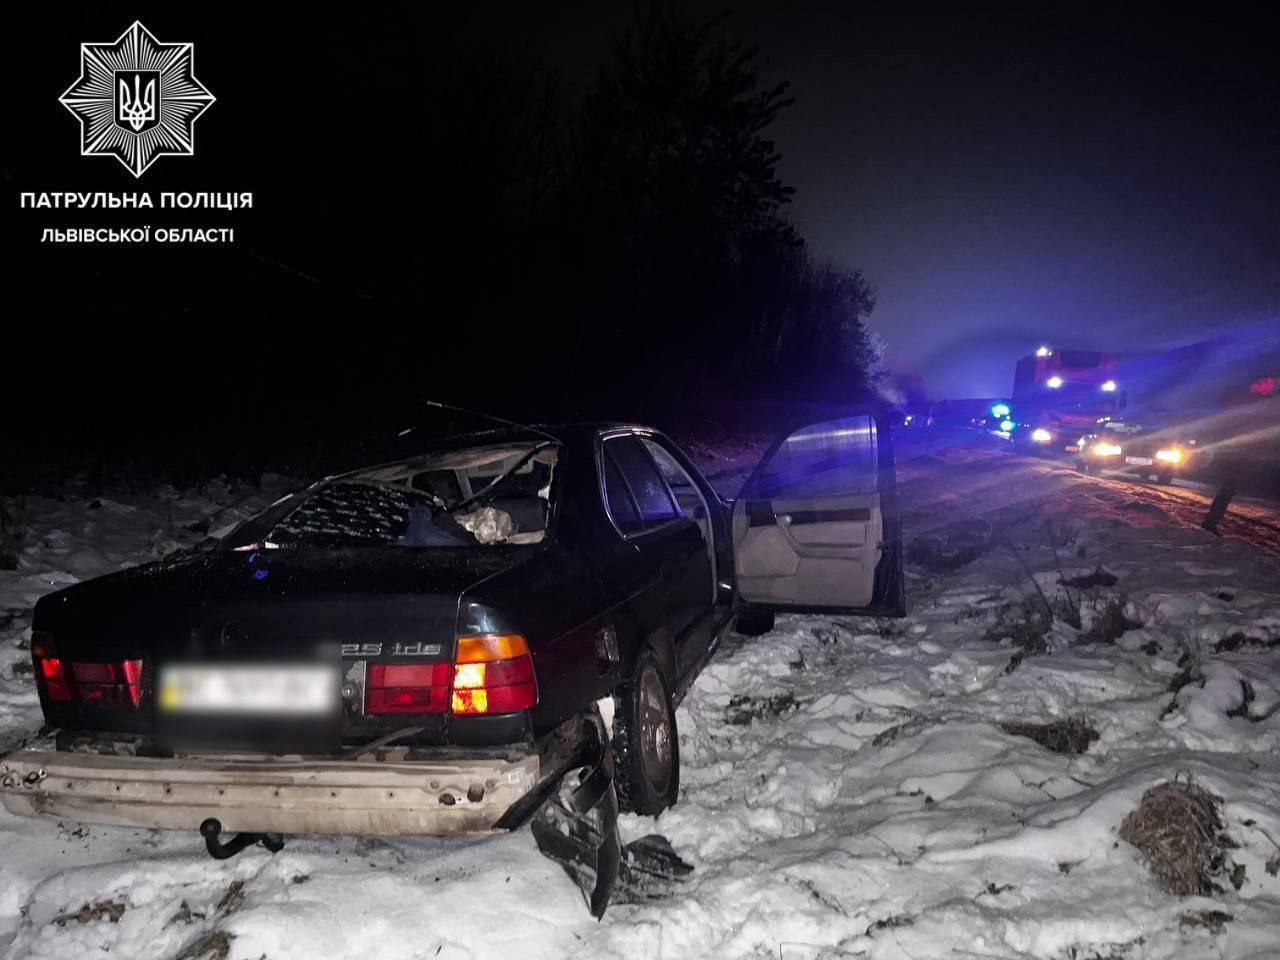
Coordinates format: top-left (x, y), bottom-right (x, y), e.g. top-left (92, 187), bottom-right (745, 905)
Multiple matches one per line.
top-left (1155, 470), bottom-right (1174, 485)
top-left (734, 607), bottom-right (776, 636)
top-left (612, 652), bottom-right (679, 815)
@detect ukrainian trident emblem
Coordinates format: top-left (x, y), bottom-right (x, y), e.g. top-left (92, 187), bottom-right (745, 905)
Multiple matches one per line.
top-left (60, 22), bottom-right (215, 177)
top-left (117, 73), bottom-right (158, 132)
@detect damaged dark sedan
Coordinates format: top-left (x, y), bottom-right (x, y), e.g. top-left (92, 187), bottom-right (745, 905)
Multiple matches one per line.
top-left (0, 414), bottom-right (904, 915)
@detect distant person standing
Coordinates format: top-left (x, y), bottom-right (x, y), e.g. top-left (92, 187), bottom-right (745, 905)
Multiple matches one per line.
top-left (1202, 377), bottom-right (1278, 535)
top-left (1202, 476), bottom-right (1239, 535)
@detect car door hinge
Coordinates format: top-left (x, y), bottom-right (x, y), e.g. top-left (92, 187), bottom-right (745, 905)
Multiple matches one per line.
top-left (594, 624), bottom-right (620, 664)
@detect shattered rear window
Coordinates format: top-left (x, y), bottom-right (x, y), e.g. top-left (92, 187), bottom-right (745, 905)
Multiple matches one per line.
top-left (247, 443), bottom-right (557, 549)
top-left (267, 483), bottom-right (428, 548)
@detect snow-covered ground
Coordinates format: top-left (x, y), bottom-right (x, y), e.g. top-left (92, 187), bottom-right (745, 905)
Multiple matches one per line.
top-left (2, 441), bottom-right (1280, 960)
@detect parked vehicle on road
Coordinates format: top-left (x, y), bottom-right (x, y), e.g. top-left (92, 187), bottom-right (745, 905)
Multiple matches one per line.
top-left (0, 414), bottom-right (905, 915)
top-left (1072, 419), bottom-right (1195, 484)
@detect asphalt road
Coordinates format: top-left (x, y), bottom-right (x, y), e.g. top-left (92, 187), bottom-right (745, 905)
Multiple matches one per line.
top-left (693, 424), bottom-right (1280, 556)
top-left (894, 428), bottom-right (1280, 557)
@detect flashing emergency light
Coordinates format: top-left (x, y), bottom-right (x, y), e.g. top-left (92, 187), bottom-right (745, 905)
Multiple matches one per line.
top-left (1101, 380), bottom-right (1117, 392)
top-left (1036, 346), bottom-right (1052, 357)
top-left (1046, 376), bottom-right (1063, 389)
top-left (991, 403), bottom-right (1011, 418)
top-left (1031, 428), bottom-right (1053, 444)
top-left (1000, 419), bottom-right (1015, 432)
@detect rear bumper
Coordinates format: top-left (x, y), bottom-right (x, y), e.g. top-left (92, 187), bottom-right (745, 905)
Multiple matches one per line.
top-left (0, 749), bottom-right (539, 835)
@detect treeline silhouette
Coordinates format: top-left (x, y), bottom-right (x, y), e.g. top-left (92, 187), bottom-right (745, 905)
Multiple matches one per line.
top-left (3, 4), bottom-right (884, 487)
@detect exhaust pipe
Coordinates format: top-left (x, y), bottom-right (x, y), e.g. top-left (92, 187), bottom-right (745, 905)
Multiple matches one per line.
top-left (199, 818), bottom-right (285, 859)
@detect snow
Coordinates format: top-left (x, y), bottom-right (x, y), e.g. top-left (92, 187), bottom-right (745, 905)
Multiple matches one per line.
top-left (3, 443), bottom-right (1280, 959)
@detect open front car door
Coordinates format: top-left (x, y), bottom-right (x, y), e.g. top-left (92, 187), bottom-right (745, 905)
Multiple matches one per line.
top-left (732, 412), bottom-right (905, 616)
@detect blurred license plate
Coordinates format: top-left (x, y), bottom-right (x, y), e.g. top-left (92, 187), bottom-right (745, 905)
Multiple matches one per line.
top-left (159, 664), bottom-right (337, 714)
top-left (1125, 456), bottom-right (1153, 466)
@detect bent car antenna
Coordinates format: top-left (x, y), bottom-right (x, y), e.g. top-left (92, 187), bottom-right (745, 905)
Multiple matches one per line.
top-left (415, 398), bottom-right (561, 446)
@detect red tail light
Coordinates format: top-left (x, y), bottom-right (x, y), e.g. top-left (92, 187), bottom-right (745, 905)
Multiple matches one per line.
top-left (37, 657), bottom-right (72, 701)
top-left (450, 634), bottom-right (537, 715)
top-left (361, 635), bottom-right (538, 716)
top-left (70, 660), bottom-right (143, 707)
top-left (33, 647), bottom-right (143, 708)
top-left (365, 661), bottom-right (450, 714)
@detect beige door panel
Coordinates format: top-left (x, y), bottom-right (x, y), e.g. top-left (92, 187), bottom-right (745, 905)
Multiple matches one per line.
top-left (734, 494), bottom-right (882, 607)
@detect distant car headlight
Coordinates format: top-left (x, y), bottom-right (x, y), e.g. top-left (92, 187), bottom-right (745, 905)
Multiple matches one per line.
top-left (1031, 428), bottom-right (1053, 444)
top-left (1092, 441), bottom-right (1123, 457)
top-left (1046, 376), bottom-right (1063, 389)
top-left (1101, 380), bottom-right (1117, 392)
top-left (1156, 447), bottom-right (1184, 464)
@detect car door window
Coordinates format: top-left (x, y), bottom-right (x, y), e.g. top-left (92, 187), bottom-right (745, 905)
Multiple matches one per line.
top-left (643, 437), bottom-right (717, 603)
top-left (740, 415), bottom-right (877, 500)
top-left (602, 453), bottom-right (643, 534)
top-left (642, 437), bottom-right (710, 531)
top-left (641, 440), bottom-right (696, 499)
top-left (603, 435), bottom-right (681, 528)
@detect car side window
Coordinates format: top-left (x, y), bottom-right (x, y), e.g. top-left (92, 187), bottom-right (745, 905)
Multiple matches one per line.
top-left (740, 415), bottom-right (878, 500)
top-left (641, 438), bottom-right (706, 516)
top-left (602, 453), bottom-right (642, 534)
top-left (641, 440), bottom-right (694, 494)
top-left (602, 435), bottom-right (681, 530)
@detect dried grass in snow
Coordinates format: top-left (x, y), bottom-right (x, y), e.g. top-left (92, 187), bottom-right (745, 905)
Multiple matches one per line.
top-left (1120, 779), bottom-right (1225, 895)
top-left (1000, 717), bottom-right (1099, 754)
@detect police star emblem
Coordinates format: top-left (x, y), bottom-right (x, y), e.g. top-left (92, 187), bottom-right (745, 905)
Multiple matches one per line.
top-left (60, 21), bottom-right (215, 178)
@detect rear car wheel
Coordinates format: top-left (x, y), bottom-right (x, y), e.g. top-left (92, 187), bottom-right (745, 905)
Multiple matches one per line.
top-left (1156, 470), bottom-right (1174, 485)
top-left (612, 652), bottom-right (679, 815)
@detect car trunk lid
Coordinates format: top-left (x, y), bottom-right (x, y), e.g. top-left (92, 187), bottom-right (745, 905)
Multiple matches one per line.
top-left (32, 546), bottom-right (536, 751)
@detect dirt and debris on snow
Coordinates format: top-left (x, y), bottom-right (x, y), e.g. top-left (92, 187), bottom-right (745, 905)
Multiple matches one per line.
top-left (1120, 779), bottom-right (1228, 895)
top-left (3, 441), bottom-right (1280, 959)
top-left (50, 899), bottom-right (126, 927)
top-left (1000, 717), bottom-right (1100, 755)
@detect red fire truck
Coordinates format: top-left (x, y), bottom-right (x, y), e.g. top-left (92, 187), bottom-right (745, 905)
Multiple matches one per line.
top-left (1011, 346), bottom-right (1124, 453)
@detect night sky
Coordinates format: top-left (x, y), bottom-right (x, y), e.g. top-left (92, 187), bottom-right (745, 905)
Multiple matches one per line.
top-left (515, 1), bottom-right (1280, 397)
top-left (4, 2), bottom-right (1278, 422)
top-left (742, 3), bottom-right (1280, 396)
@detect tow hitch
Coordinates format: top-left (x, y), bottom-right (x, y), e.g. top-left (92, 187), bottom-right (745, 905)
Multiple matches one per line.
top-left (199, 818), bottom-right (285, 859)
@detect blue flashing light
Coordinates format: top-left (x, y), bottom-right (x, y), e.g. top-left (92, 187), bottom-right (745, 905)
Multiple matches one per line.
top-left (1000, 419), bottom-right (1016, 432)
top-left (991, 403), bottom-right (1011, 418)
